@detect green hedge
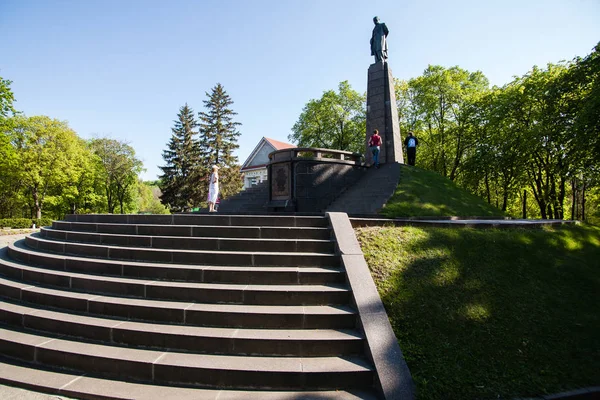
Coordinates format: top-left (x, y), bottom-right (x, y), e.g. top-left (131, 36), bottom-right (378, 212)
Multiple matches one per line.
top-left (0, 218), bottom-right (53, 229)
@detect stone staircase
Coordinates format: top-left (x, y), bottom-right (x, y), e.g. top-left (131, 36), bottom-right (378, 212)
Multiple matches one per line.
top-left (0, 214), bottom-right (386, 399)
top-left (218, 181), bottom-right (269, 213)
top-left (327, 163), bottom-right (401, 216)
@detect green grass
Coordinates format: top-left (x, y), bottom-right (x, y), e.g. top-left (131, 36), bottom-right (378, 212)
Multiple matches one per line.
top-left (355, 224), bottom-right (600, 400)
top-left (380, 166), bottom-right (503, 218)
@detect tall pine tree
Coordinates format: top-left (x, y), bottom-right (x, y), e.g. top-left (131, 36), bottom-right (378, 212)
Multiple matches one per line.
top-left (159, 104), bottom-right (202, 212)
top-left (198, 84), bottom-right (243, 199)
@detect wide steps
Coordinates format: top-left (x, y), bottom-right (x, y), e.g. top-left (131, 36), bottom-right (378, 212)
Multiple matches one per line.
top-left (8, 242), bottom-right (343, 284)
top-left (65, 214), bottom-right (329, 228)
top-left (52, 221), bottom-right (332, 240)
top-left (0, 214), bottom-right (386, 397)
top-left (0, 253), bottom-right (349, 305)
top-left (23, 234), bottom-right (339, 267)
top-left (0, 275), bottom-right (356, 329)
top-left (0, 360), bottom-right (379, 399)
top-left (0, 327), bottom-right (373, 390)
top-left (0, 302), bottom-right (362, 356)
top-left (40, 227), bottom-right (335, 253)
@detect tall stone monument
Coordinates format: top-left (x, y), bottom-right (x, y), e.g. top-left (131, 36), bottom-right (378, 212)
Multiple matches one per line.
top-left (366, 17), bottom-right (404, 165)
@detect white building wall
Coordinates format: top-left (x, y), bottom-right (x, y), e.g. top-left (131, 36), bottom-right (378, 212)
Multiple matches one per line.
top-left (243, 168), bottom-right (268, 189)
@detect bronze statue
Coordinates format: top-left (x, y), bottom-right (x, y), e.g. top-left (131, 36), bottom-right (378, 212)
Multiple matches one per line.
top-left (370, 16), bottom-right (389, 63)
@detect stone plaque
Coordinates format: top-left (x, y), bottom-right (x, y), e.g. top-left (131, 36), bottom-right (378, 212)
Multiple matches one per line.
top-left (271, 162), bottom-right (291, 200)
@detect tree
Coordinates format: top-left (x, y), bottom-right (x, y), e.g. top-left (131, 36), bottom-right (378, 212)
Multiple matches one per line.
top-left (0, 76), bottom-right (17, 119)
top-left (8, 116), bottom-right (85, 219)
top-left (90, 138), bottom-right (143, 214)
top-left (290, 81), bottom-right (366, 153)
top-left (159, 104), bottom-right (200, 212)
top-left (0, 123), bottom-right (23, 217)
top-left (400, 66), bottom-right (489, 179)
top-left (137, 180), bottom-right (169, 214)
top-left (198, 84), bottom-right (243, 199)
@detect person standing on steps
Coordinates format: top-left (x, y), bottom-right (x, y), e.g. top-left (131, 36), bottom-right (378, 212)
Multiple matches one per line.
top-left (207, 165), bottom-right (219, 212)
top-left (368, 129), bottom-right (382, 168)
top-left (404, 131), bottom-right (419, 166)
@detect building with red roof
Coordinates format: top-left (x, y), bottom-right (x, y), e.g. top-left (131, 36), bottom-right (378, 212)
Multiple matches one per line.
top-left (240, 137), bottom-right (296, 189)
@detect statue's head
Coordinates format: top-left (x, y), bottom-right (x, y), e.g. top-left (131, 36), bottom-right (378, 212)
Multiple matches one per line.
top-left (373, 16), bottom-right (379, 24)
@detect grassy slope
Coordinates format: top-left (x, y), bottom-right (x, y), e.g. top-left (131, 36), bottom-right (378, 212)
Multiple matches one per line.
top-left (356, 225), bottom-right (600, 400)
top-left (380, 166), bottom-right (503, 218)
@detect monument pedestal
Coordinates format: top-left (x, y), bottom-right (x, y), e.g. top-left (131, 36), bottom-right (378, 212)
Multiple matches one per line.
top-left (365, 62), bottom-right (404, 165)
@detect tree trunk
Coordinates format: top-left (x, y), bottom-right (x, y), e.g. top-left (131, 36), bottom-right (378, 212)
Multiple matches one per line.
top-left (485, 171), bottom-right (491, 204)
top-left (32, 187), bottom-right (42, 220)
top-left (522, 190), bottom-right (527, 219)
top-left (582, 180), bottom-right (586, 221)
top-left (571, 179), bottom-right (576, 220)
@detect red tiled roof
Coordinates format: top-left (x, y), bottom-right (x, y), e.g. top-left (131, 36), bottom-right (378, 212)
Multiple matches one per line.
top-left (265, 137), bottom-right (296, 150)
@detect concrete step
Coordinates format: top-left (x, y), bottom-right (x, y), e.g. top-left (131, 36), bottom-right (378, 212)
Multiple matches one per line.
top-left (0, 327), bottom-right (374, 390)
top-left (40, 227), bottom-right (335, 253)
top-left (0, 359), bottom-right (379, 399)
top-left (65, 214), bottom-right (329, 228)
top-left (23, 235), bottom-right (340, 268)
top-left (0, 257), bottom-right (350, 305)
top-left (0, 276), bottom-right (357, 329)
top-left (52, 221), bottom-right (332, 240)
top-left (0, 302), bottom-right (363, 356)
top-left (7, 243), bottom-right (344, 284)
top-left (327, 162), bottom-right (401, 215)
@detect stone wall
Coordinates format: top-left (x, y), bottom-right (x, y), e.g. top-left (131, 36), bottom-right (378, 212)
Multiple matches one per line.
top-left (294, 161), bottom-right (367, 212)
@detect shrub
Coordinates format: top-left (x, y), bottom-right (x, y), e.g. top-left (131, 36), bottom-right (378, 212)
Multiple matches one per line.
top-left (0, 217), bottom-right (53, 229)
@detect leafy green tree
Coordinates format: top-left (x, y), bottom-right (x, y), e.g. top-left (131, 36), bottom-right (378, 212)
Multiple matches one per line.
top-left (198, 84), bottom-right (243, 199)
top-left (90, 138), bottom-right (143, 214)
top-left (8, 116), bottom-right (85, 219)
top-left (0, 76), bottom-right (17, 119)
top-left (402, 65), bottom-right (489, 180)
top-left (159, 104), bottom-right (200, 212)
top-left (137, 180), bottom-right (169, 214)
top-left (0, 123), bottom-right (23, 217)
top-left (290, 81), bottom-right (366, 153)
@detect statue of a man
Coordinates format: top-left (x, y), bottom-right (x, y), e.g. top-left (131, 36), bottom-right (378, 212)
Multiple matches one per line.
top-left (370, 16), bottom-right (389, 63)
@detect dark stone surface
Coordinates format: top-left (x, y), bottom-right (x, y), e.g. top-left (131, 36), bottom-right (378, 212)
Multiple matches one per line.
top-left (294, 161), bottom-right (367, 213)
top-left (328, 212), bottom-right (415, 399)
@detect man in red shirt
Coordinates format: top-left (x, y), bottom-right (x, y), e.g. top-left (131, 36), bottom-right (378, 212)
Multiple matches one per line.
top-left (368, 129), bottom-right (382, 168)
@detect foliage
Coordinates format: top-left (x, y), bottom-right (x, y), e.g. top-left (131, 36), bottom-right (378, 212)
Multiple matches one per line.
top-left (395, 43), bottom-right (600, 220)
top-left (0, 217), bottom-right (52, 229)
top-left (90, 137), bottom-right (143, 214)
top-left (138, 181), bottom-right (169, 214)
top-left (397, 66), bottom-right (489, 181)
top-left (5, 115), bottom-right (89, 219)
top-left (356, 224), bottom-right (600, 400)
top-left (198, 84), bottom-right (243, 200)
top-left (0, 76), bottom-right (17, 119)
top-left (290, 80), bottom-right (366, 153)
top-left (381, 165), bottom-right (503, 218)
top-left (159, 104), bottom-right (201, 212)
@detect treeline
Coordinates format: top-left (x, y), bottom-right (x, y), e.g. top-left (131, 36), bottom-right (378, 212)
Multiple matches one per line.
top-left (0, 79), bottom-right (167, 220)
top-left (158, 83), bottom-right (243, 212)
top-left (291, 43), bottom-right (600, 222)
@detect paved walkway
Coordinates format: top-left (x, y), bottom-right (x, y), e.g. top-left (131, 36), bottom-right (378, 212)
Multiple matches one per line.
top-left (0, 232), bottom-right (33, 249)
top-left (0, 384), bottom-right (73, 400)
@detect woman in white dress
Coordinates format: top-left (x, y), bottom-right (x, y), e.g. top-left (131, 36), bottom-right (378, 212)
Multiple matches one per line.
top-left (207, 165), bottom-right (219, 212)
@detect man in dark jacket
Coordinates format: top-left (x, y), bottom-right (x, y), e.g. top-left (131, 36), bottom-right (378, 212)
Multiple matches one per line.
top-left (404, 131), bottom-right (419, 166)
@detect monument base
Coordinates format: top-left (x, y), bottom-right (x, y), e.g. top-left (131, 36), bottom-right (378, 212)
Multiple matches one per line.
top-left (365, 62), bottom-right (404, 165)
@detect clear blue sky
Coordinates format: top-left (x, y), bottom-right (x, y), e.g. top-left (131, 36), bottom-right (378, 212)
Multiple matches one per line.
top-left (1, 0), bottom-right (599, 181)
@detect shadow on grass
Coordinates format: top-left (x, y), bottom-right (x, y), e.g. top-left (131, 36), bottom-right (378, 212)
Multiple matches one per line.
top-left (357, 224), bottom-right (600, 400)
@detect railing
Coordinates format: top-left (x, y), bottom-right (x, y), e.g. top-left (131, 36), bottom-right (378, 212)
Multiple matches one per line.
top-left (268, 147), bottom-right (364, 163)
